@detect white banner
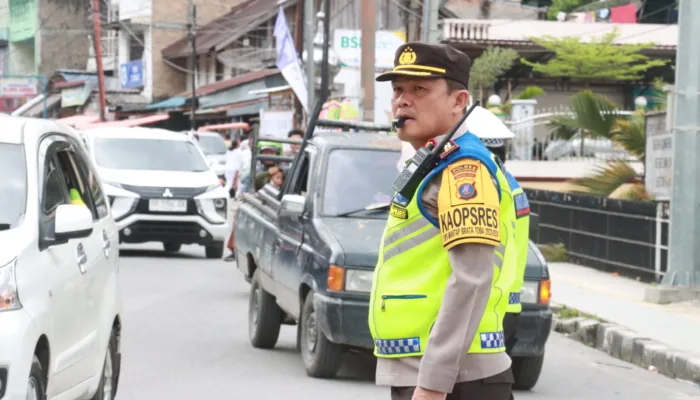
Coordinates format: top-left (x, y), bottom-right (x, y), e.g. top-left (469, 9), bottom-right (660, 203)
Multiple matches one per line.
top-left (333, 29), bottom-right (406, 69)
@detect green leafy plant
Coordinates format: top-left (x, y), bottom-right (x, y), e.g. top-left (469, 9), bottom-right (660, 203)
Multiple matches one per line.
top-left (538, 243), bottom-right (568, 262)
top-left (521, 29), bottom-right (669, 85)
top-left (469, 47), bottom-right (519, 102)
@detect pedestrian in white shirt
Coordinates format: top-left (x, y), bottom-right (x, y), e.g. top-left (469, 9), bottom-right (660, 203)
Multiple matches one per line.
top-left (223, 134), bottom-right (243, 195)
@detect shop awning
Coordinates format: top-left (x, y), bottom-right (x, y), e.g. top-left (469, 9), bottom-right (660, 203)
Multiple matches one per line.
top-left (198, 122), bottom-right (250, 132)
top-left (145, 97), bottom-right (187, 110)
top-left (56, 115), bottom-right (100, 127)
top-left (78, 113), bottom-right (170, 129)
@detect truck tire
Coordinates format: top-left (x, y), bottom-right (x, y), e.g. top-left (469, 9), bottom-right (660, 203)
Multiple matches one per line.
top-left (248, 270), bottom-right (282, 349)
top-left (300, 290), bottom-right (344, 378)
top-left (205, 242), bottom-right (224, 259)
top-left (512, 354), bottom-right (545, 390)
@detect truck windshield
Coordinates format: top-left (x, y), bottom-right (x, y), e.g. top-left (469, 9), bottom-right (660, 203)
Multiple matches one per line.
top-left (0, 143), bottom-right (27, 230)
top-left (322, 148), bottom-right (400, 217)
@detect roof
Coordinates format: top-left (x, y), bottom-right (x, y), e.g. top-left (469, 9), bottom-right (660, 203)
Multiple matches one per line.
top-left (85, 126), bottom-right (189, 141)
top-left (78, 114), bottom-right (170, 129)
top-left (311, 133), bottom-right (402, 151)
top-left (145, 97), bottom-right (188, 110)
top-left (442, 19), bottom-right (678, 49)
top-left (56, 115), bottom-right (100, 127)
top-left (177, 69), bottom-right (280, 97)
top-left (161, 0), bottom-right (294, 59)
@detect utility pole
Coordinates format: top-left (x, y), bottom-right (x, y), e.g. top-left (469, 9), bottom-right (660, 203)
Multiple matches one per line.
top-left (420, 0), bottom-right (439, 42)
top-left (304, 0), bottom-right (315, 117)
top-left (92, 0), bottom-right (107, 122)
top-left (188, 0), bottom-right (198, 131)
top-left (294, 0), bottom-right (304, 127)
top-left (660, 0), bottom-right (700, 291)
top-left (360, 0), bottom-right (376, 122)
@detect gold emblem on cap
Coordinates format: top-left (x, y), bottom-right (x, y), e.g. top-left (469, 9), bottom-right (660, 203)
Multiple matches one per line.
top-left (398, 47), bottom-right (417, 65)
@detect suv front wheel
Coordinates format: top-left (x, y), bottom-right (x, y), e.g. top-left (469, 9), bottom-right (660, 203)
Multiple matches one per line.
top-left (205, 242), bottom-right (224, 259)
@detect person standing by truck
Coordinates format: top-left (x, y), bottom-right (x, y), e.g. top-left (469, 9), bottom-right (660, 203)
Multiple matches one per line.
top-left (483, 139), bottom-right (531, 357)
top-left (368, 42), bottom-right (516, 400)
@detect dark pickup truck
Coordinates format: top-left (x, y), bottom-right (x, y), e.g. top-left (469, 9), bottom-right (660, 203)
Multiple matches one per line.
top-left (234, 131), bottom-right (552, 389)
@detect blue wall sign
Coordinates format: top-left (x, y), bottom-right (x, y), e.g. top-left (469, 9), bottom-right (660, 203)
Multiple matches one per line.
top-left (120, 59), bottom-right (143, 89)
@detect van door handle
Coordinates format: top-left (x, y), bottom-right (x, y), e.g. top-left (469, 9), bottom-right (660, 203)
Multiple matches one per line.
top-left (77, 243), bottom-right (87, 274)
top-left (102, 230), bottom-right (111, 258)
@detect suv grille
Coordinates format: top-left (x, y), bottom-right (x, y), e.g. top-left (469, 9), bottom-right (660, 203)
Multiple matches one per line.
top-left (122, 184), bottom-right (209, 199)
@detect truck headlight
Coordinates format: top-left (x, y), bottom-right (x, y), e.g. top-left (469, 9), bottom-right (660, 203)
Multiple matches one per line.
top-left (327, 265), bottom-right (373, 293)
top-left (0, 259), bottom-right (21, 312)
top-left (521, 279), bottom-right (551, 305)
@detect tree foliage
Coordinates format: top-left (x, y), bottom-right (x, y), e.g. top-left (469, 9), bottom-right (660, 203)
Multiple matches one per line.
top-left (548, 90), bottom-right (622, 140)
top-left (546, 0), bottom-right (597, 20)
top-left (521, 29), bottom-right (669, 83)
top-left (469, 47), bottom-right (519, 99)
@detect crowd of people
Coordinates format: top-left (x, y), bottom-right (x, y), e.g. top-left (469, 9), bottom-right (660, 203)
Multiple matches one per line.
top-left (221, 127), bottom-right (304, 261)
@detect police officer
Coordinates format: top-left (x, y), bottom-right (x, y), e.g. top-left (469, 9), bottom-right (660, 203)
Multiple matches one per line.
top-left (368, 42), bottom-right (516, 400)
top-left (483, 137), bottom-right (531, 358)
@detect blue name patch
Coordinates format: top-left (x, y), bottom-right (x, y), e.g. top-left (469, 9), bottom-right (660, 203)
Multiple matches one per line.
top-left (514, 192), bottom-right (530, 218)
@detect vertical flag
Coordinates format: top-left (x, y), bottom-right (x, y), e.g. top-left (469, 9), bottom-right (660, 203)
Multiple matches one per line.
top-left (274, 7), bottom-right (309, 112)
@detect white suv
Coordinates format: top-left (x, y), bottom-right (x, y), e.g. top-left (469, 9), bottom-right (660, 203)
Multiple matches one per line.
top-left (0, 116), bottom-right (122, 399)
top-left (82, 127), bottom-right (230, 258)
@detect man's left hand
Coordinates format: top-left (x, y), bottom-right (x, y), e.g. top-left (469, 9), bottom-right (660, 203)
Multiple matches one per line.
top-left (412, 387), bottom-right (447, 400)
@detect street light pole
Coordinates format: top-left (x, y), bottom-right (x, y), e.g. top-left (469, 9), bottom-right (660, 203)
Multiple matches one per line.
top-left (655, 0), bottom-right (700, 298)
top-left (188, 1), bottom-right (198, 131)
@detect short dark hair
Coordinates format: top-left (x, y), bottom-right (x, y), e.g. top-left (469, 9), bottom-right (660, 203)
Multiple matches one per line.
top-left (288, 128), bottom-right (304, 138)
top-left (446, 79), bottom-right (467, 94)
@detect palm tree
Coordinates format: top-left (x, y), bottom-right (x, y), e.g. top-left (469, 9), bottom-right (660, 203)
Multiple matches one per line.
top-left (547, 90), bottom-right (623, 157)
top-left (547, 91), bottom-right (653, 199)
top-left (568, 110), bottom-right (649, 198)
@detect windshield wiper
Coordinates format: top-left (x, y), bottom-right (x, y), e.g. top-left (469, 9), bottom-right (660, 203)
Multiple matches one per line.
top-left (335, 202), bottom-right (391, 218)
top-left (0, 223), bottom-right (10, 231)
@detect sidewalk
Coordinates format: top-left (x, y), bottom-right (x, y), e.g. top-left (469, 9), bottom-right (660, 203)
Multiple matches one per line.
top-left (549, 262), bottom-right (700, 357)
top-left (549, 262), bottom-right (700, 384)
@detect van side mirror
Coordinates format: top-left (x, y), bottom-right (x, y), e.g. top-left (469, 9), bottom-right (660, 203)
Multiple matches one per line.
top-left (55, 204), bottom-right (94, 241)
top-left (280, 194), bottom-right (305, 217)
top-left (529, 212), bottom-right (539, 238)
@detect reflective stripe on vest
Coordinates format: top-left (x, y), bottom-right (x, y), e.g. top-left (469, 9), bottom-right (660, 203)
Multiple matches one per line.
top-left (506, 170), bottom-right (530, 313)
top-left (368, 132), bottom-right (513, 358)
top-left (491, 155), bottom-right (521, 313)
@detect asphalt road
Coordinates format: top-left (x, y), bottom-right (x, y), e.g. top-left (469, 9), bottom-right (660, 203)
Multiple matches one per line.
top-left (114, 243), bottom-right (700, 400)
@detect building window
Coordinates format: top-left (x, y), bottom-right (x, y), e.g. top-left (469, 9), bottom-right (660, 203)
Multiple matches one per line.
top-left (129, 31), bottom-right (145, 61)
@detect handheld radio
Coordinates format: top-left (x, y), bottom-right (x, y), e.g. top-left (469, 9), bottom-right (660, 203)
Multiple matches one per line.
top-left (391, 100), bottom-right (481, 200)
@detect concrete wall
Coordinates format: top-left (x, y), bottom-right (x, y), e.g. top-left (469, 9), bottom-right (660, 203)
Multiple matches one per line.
top-left (36, 0), bottom-right (90, 77)
top-left (150, 0), bottom-right (236, 99)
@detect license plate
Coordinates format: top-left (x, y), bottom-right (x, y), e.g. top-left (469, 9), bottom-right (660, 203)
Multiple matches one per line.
top-left (148, 199), bottom-right (187, 212)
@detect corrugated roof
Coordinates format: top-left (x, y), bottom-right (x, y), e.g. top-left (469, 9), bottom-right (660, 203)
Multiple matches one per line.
top-left (177, 69), bottom-right (280, 98)
top-left (442, 19), bottom-right (678, 49)
top-left (79, 113), bottom-right (170, 129)
top-left (162, 0), bottom-right (293, 60)
top-left (145, 97), bottom-right (188, 110)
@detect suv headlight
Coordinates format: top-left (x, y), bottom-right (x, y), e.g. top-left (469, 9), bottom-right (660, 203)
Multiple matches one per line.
top-left (0, 259), bottom-right (21, 312)
top-left (102, 182), bottom-right (139, 221)
top-left (195, 185), bottom-right (228, 224)
top-left (521, 279), bottom-right (551, 305)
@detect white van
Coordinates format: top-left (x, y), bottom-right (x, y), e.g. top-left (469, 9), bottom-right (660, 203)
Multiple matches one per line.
top-left (0, 116), bottom-right (122, 400)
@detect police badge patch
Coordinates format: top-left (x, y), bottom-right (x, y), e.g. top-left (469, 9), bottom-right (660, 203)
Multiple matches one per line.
top-left (514, 192), bottom-right (530, 218)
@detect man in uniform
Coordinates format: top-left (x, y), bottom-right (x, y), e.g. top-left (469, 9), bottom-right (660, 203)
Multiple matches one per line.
top-left (483, 138), bottom-right (531, 357)
top-left (368, 42), bottom-right (516, 400)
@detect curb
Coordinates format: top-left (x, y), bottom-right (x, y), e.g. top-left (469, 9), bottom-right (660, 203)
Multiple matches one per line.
top-left (552, 314), bottom-right (700, 386)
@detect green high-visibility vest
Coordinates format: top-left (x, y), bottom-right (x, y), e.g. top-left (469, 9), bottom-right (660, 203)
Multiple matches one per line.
top-left (69, 188), bottom-right (85, 206)
top-left (368, 132), bottom-right (516, 358)
top-left (506, 170), bottom-right (530, 313)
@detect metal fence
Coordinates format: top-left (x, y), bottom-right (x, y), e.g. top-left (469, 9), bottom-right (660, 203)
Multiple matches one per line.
top-left (526, 189), bottom-right (669, 282)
